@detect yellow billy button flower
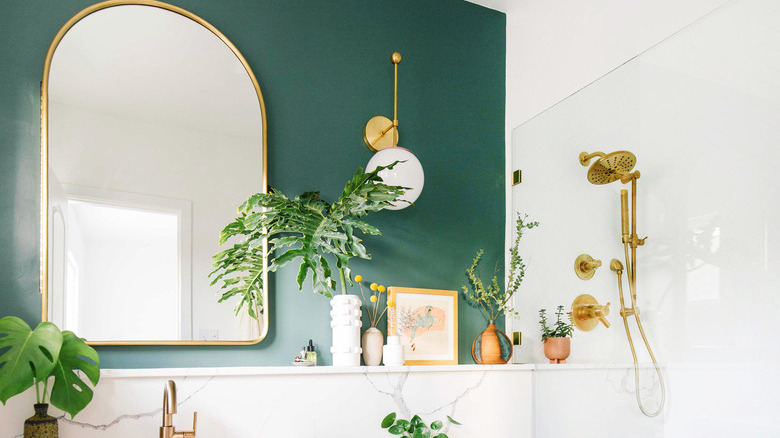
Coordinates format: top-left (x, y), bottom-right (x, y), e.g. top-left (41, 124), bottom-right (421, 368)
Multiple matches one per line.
top-left (354, 275), bottom-right (363, 282)
top-left (387, 300), bottom-right (395, 307)
top-left (378, 285), bottom-right (386, 293)
top-left (370, 295), bottom-right (377, 303)
top-left (370, 283), bottom-right (378, 291)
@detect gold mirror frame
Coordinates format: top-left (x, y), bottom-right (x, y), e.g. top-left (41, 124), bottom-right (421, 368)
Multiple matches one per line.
top-left (40, 0), bottom-right (268, 345)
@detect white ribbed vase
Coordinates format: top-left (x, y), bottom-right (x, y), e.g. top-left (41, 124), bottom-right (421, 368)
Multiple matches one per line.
top-left (330, 295), bottom-right (362, 366)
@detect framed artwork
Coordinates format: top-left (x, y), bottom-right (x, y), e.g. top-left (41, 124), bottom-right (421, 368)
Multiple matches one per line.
top-left (387, 287), bottom-right (458, 365)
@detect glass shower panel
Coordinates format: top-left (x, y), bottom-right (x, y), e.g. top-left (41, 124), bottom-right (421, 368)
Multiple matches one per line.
top-left (511, 0), bottom-right (780, 435)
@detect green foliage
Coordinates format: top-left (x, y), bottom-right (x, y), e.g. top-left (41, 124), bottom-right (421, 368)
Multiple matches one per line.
top-left (539, 305), bottom-right (574, 341)
top-left (210, 163), bottom-right (406, 316)
top-left (381, 412), bottom-right (459, 438)
top-left (462, 213), bottom-right (538, 321)
top-left (0, 316), bottom-right (100, 418)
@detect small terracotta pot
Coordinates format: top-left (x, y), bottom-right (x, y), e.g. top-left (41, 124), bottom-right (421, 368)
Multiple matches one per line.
top-left (361, 327), bottom-right (384, 366)
top-left (472, 321), bottom-right (512, 364)
top-left (544, 337), bottom-right (570, 364)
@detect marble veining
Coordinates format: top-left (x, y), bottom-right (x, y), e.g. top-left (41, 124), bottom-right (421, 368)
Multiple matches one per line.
top-left (57, 376), bottom-right (214, 432)
top-left (1, 366), bottom-right (534, 437)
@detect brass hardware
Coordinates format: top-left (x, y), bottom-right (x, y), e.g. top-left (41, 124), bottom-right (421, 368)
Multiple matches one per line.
top-left (571, 294), bottom-right (610, 331)
top-left (363, 115), bottom-right (398, 152)
top-left (574, 254), bottom-right (602, 280)
top-left (39, 0), bottom-right (269, 345)
top-left (511, 169), bottom-right (522, 186)
top-left (578, 151), bottom-right (605, 166)
top-left (161, 380), bottom-right (197, 438)
top-left (581, 150), bottom-right (665, 417)
top-left (580, 150), bottom-right (636, 185)
top-left (364, 52), bottom-right (403, 152)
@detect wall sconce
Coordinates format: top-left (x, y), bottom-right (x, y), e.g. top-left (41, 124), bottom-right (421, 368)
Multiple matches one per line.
top-left (363, 52), bottom-right (424, 211)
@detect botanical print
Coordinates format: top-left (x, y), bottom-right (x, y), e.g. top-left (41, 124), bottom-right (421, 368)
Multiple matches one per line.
top-left (391, 290), bottom-right (457, 362)
top-left (398, 304), bottom-right (446, 352)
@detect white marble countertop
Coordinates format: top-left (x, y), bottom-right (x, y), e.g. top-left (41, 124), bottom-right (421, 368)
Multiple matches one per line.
top-left (102, 363), bottom-right (537, 378)
top-left (100, 362), bottom-right (678, 378)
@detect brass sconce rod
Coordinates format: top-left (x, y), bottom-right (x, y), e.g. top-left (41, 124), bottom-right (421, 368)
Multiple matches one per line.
top-left (378, 53), bottom-right (402, 137)
top-left (364, 52), bottom-right (404, 151)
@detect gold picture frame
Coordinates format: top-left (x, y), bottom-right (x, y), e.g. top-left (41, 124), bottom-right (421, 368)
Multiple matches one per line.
top-left (388, 287), bottom-right (458, 365)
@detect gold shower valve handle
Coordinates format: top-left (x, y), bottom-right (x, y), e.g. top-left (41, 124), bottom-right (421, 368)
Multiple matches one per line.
top-left (571, 294), bottom-right (611, 332)
top-left (574, 254), bottom-right (602, 280)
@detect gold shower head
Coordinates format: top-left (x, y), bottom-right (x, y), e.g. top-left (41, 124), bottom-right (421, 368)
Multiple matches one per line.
top-left (580, 150), bottom-right (637, 185)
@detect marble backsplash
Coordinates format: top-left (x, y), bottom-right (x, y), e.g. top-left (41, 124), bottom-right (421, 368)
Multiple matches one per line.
top-left (0, 365), bottom-right (534, 438)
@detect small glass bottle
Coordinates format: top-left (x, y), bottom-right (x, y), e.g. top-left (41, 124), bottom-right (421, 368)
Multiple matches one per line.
top-left (305, 339), bottom-right (317, 365)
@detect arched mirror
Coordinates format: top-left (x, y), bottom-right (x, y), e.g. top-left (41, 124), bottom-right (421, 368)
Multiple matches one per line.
top-left (41, 0), bottom-right (268, 344)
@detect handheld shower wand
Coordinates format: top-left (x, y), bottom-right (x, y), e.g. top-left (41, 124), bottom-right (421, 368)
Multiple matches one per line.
top-left (580, 150), bottom-right (665, 417)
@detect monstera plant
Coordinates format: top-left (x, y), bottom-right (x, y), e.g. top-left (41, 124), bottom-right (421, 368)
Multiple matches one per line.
top-left (210, 163), bottom-right (406, 317)
top-left (0, 316), bottom-right (100, 418)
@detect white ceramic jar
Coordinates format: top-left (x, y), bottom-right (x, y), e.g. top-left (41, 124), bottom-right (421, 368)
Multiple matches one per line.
top-left (330, 295), bottom-right (362, 366)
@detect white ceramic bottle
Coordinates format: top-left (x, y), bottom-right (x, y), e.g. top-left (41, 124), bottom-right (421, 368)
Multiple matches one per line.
top-left (383, 335), bottom-right (404, 366)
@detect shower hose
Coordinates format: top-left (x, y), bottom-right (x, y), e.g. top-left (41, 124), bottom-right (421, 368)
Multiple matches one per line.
top-left (615, 246), bottom-right (666, 417)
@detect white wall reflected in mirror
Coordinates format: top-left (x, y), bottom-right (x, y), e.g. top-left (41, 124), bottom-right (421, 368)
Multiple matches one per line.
top-left (45, 3), bottom-right (266, 343)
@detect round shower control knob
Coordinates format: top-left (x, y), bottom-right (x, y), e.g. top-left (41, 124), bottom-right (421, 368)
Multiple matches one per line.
top-left (574, 254), bottom-right (602, 280)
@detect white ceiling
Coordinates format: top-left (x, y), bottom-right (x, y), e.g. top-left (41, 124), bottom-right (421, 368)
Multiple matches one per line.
top-left (464, 0), bottom-right (507, 13)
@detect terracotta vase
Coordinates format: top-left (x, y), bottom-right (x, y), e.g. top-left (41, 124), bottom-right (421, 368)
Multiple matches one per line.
top-left (544, 337), bottom-right (571, 364)
top-left (361, 326), bottom-right (384, 366)
top-left (24, 404), bottom-right (58, 438)
top-left (471, 321), bottom-right (512, 364)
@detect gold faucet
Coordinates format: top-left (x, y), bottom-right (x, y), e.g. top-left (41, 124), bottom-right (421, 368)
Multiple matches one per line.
top-left (160, 380), bottom-right (197, 438)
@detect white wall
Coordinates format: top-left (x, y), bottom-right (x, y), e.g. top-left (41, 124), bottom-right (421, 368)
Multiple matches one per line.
top-left (506, 0), bottom-right (780, 434)
top-left (504, 0), bottom-right (730, 130)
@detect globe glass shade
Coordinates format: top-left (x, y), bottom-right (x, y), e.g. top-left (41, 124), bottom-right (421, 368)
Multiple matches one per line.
top-left (365, 147), bottom-right (424, 210)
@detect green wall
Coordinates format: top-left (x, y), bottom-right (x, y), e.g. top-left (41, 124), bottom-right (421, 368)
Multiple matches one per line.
top-left (0, 0), bottom-right (506, 367)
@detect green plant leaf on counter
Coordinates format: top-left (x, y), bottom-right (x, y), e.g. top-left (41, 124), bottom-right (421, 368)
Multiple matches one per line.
top-left (0, 317), bottom-right (62, 404)
top-left (381, 411), bottom-right (461, 437)
top-left (0, 316), bottom-right (99, 419)
top-left (381, 412), bottom-right (397, 428)
top-left (388, 424), bottom-right (406, 435)
top-left (49, 331), bottom-right (100, 418)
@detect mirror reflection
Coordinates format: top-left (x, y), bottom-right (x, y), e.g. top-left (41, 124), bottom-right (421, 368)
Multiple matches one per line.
top-left (44, 3), bottom-right (267, 343)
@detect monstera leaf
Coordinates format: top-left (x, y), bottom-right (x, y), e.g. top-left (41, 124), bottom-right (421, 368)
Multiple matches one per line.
top-left (49, 331), bottom-right (100, 418)
top-left (0, 317), bottom-right (62, 404)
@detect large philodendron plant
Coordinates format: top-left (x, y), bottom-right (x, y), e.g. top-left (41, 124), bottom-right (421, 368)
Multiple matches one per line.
top-left (210, 163), bottom-right (406, 317)
top-left (0, 316), bottom-right (100, 418)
